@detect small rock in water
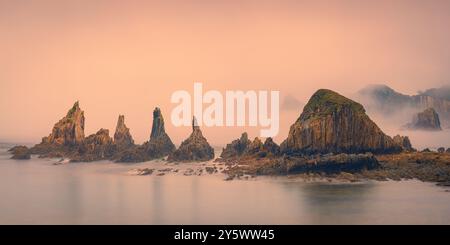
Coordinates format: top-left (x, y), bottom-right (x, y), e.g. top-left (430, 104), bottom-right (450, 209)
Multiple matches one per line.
top-left (205, 167), bottom-right (216, 174)
top-left (129, 168), bottom-right (154, 176)
top-left (437, 147), bottom-right (445, 153)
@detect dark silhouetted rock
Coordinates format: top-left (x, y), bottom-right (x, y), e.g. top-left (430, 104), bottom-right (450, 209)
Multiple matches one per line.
top-left (114, 108), bottom-right (175, 162)
top-left (438, 147), bottom-right (445, 153)
top-left (392, 135), bottom-right (414, 151)
top-left (145, 107), bottom-right (176, 158)
top-left (9, 145), bottom-right (31, 160)
top-left (220, 133), bottom-right (251, 158)
top-left (282, 89), bottom-right (400, 155)
top-left (403, 108), bottom-right (442, 130)
top-left (245, 137), bottom-right (264, 155)
top-left (422, 148), bottom-right (432, 152)
top-left (168, 117), bottom-right (214, 162)
top-left (446, 148), bottom-right (450, 153)
top-left (113, 115), bottom-right (134, 150)
top-left (263, 137), bottom-right (280, 155)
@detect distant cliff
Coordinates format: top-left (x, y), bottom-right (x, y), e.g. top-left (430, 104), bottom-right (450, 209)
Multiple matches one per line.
top-left (358, 84), bottom-right (450, 121)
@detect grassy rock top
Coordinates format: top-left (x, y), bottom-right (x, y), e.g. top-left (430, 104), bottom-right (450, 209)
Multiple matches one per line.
top-left (300, 89), bottom-right (365, 120)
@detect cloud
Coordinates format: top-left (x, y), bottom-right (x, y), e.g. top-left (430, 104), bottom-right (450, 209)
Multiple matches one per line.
top-left (281, 94), bottom-right (303, 112)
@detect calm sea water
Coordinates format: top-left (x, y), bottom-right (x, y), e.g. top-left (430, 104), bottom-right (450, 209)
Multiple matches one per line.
top-left (0, 143), bottom-right (449, 225)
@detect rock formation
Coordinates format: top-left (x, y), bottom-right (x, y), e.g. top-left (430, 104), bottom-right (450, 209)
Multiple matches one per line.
top-left (8, 145), bottom-right (31, 160)
top-left (114, 108), bottom-right (175, 162)
top-left (220, 133), bottom-right (251, 158)
top-left (282, 89), bottom-right (401, 154)
top-left (29, 101), bottom-right (85, 156)
top-left (168, 117), bottom-right (214, 162)
top-left (403, 108), bottom-right (442, 130)
top-left (113, 115), bottom-right (134, 150)
top-left (145, 107), bottom-right (176, 158)
top-left (438, 147), bottom-right (445, 153)
top-left (392, 135), bottom-right (414, 151)
top-left (245, 137), bottom-right (264, 155)
top-left (220, 133), bottom-right (280, 159)
top-left (263, 137), bottom-right (281, 155)
top-left (43, 101), bottom-right (85, 146)
top-left (71, 129), bottom-right (114, 162)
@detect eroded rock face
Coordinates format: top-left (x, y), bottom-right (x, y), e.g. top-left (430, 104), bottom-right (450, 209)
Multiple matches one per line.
top-left (220, 133), bottom-right (251, 158)
top-left (29, 102), bottom-right (85, 156)
top-left (282, 89), bottom-right (400, 154)
top-left (8, 145), bottom-right (31, 160)
top-left (72, 129), bottom-right (113, 162)
top-left (245, 137), bottom-right (264, 155)
top-left (263, 137), bottom-right (281, 155)
top-left (392, 135), bottom-right (414, 151)
top-left (168, 117), bottom-right (214, 162)
top-left (220, 134), bottom-right (280, 159)
top-left (113, 115), bottom-right (134, 150)
top-left (146, 107), bottom-right (176, 157)
top-left (404, 108), bottom-right (442, 130)
top-left (43, 101), bottom-right (85, 146)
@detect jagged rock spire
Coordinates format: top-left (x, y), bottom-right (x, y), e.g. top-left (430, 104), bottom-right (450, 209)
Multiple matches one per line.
top-left (168, 116), bottom-right (214, 162)
top-left (43, 101), bottom-right (85, 146)
top-left (150, 107), bottom-right (167, 139)
top-left (113, 115), bottom-right (134, 148)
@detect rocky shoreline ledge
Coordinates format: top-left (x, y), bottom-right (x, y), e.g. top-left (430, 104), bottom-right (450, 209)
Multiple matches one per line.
top-left (8, 89), bottom-right (450, 185)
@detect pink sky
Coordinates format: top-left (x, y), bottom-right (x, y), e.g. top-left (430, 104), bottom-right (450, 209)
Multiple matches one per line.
top-left (1, 0), bottom-right (450, 145)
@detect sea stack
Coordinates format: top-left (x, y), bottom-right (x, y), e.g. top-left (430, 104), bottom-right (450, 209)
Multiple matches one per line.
top-left (282, 89), bottom-right (401, 154)
top-left (114, 107), bottom-right (175, 162)
top-left (30, 101), bottom-right (85, 156)
top-left (168, 117), bottom-right (214, 162)
top-left (220, 133), bottom-right (280, 159)
top-left (113, 115), bottom-right (134, 150)
top-left (145, 107), bottom-right (176, 157)
top-left (43, 101), bottom-right (85, 146)
top-left (404, 108), bottom-right (442, 131)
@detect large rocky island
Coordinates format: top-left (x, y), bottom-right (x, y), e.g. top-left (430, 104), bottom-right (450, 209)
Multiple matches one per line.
top-left (217, 89), bottom-right (450, 184)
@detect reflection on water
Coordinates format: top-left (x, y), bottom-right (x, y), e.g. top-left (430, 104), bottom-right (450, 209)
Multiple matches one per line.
top-left (0, 147), bottom-right (449, 224)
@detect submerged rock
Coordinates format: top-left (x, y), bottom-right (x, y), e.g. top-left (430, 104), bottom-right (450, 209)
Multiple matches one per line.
top-left (168, 117), bottom-right (214, 162)
top-left (403, 108), bottom-right (442, 130)
top-left (282, 89), bottom-right (401, 154)
top-left (9, 145), bottom-right (31, 160)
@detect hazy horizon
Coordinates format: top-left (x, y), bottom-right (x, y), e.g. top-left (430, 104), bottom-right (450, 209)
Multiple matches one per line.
top-left (1, 0), bottom-right (450, 145)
